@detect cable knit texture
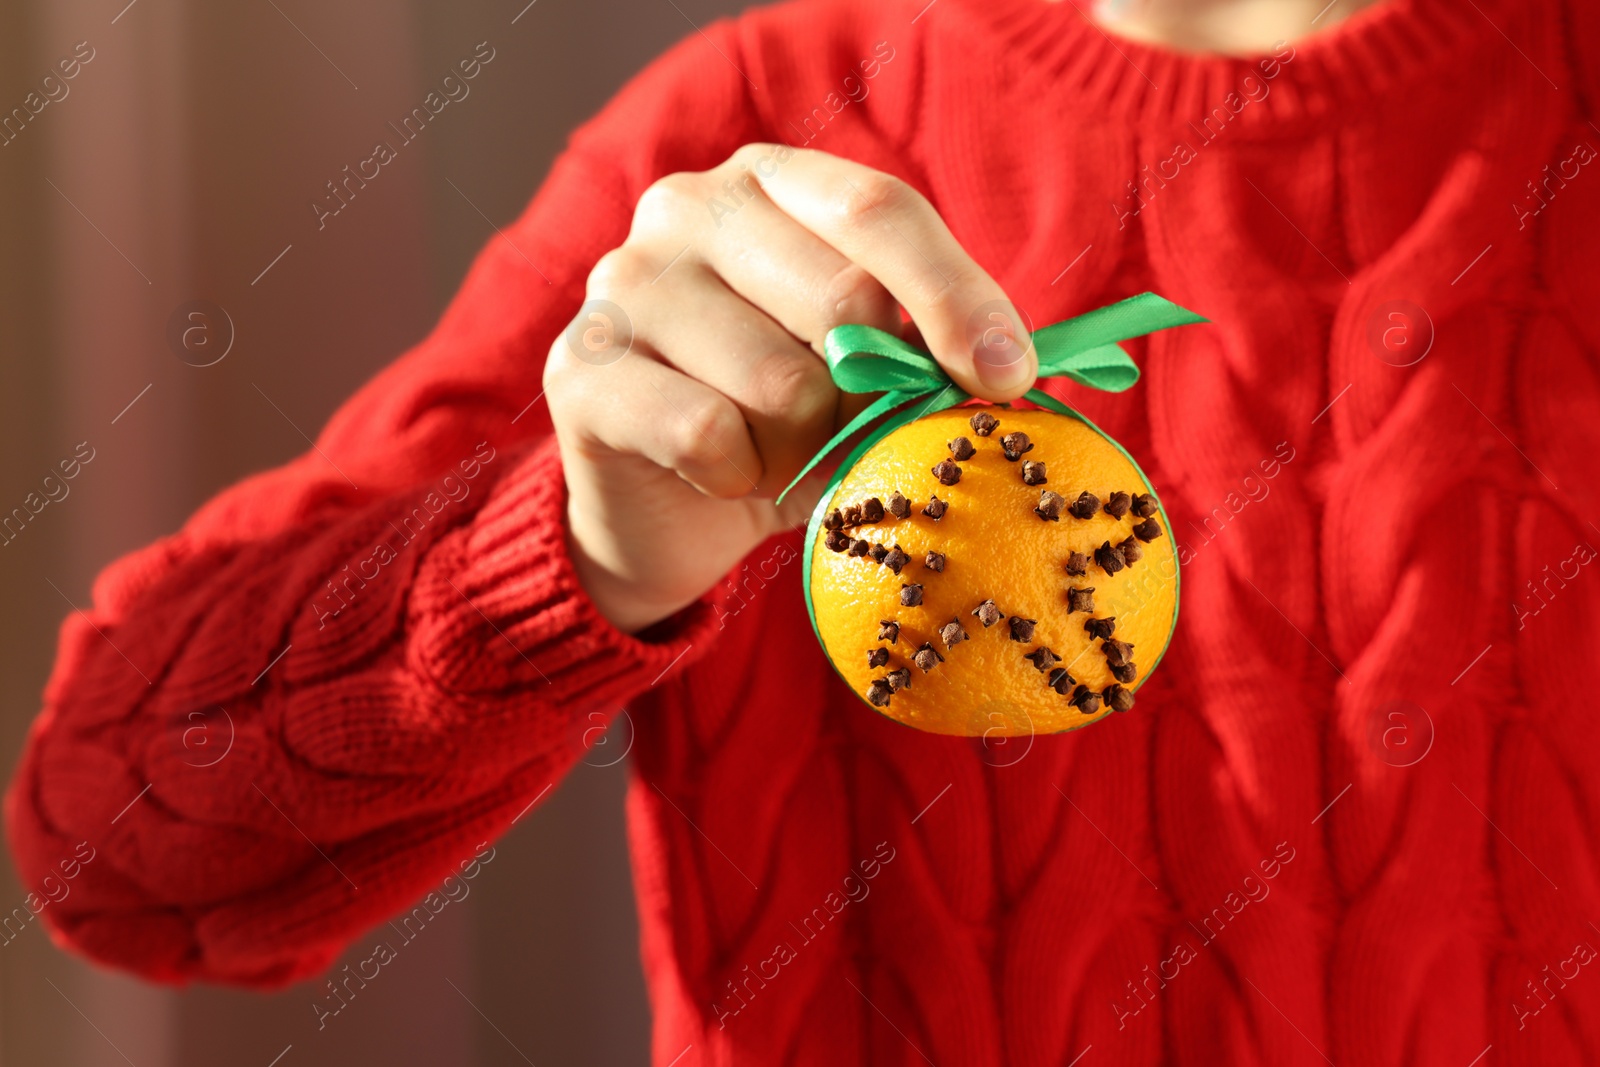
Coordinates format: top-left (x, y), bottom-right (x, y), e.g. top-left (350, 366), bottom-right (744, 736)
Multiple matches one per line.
top-left (8, 0), bottom-right (1600, 1062)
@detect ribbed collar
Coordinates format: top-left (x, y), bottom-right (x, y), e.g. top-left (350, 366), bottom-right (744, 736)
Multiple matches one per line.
top-left (935, 0), bottom-right (1518, 132)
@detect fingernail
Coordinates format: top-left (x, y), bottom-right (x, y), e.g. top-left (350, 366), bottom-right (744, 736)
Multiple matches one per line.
top-left (974, 330), bottom-right (1032, 393)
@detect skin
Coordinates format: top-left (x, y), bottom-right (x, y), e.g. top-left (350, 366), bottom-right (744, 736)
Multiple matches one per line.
top-left (551, 3), bottom-right (1381, 634)
top-left (547, 146), bottom-right (1038, 633)
top-left (1085, 0), bottom-right (1385, 55)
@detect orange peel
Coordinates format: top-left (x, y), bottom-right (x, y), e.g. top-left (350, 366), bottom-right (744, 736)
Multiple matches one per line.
top-left (807, 406), bottom-right (1178, 737)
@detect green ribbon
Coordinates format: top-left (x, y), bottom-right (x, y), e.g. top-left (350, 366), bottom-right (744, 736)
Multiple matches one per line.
top-left (779, 291), bottom-right (1207, 504)
top-left (791, 291), bottom-right (1207, 720)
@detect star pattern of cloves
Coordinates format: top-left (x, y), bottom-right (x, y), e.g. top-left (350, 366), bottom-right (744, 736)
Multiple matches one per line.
top-left (832, 407), bottom-right (1164, 714)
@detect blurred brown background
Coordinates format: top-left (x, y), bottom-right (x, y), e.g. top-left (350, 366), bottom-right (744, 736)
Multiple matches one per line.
top-left (0, 0), bottom-right (744, 1062)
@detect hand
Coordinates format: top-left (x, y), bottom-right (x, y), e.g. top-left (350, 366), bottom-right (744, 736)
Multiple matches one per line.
top-left (545, 144), bottom-right (1036, 634)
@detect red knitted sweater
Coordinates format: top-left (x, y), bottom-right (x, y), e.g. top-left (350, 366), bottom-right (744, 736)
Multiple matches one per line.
top-left (10, 0), bottom-right (1600, 1062)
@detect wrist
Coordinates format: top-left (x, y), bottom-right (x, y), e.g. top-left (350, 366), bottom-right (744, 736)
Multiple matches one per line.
top-left (565, 503), bottom-right (698, 634)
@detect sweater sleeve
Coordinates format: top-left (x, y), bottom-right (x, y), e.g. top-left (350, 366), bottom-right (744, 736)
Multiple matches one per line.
top-left (3, 20), bottom-right (764, 988)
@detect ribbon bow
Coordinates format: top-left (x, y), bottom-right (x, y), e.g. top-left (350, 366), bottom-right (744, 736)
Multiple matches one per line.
top-left (779, 291), bottom-right (1206, 503)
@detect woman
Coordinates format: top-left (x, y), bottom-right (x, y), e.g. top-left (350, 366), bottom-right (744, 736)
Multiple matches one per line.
top-left (10, 0), bottom-right (1597, 1062)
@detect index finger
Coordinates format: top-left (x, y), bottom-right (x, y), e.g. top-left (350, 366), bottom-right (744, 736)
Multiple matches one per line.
top-left (738, 144), bottom-right (1036, 401)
